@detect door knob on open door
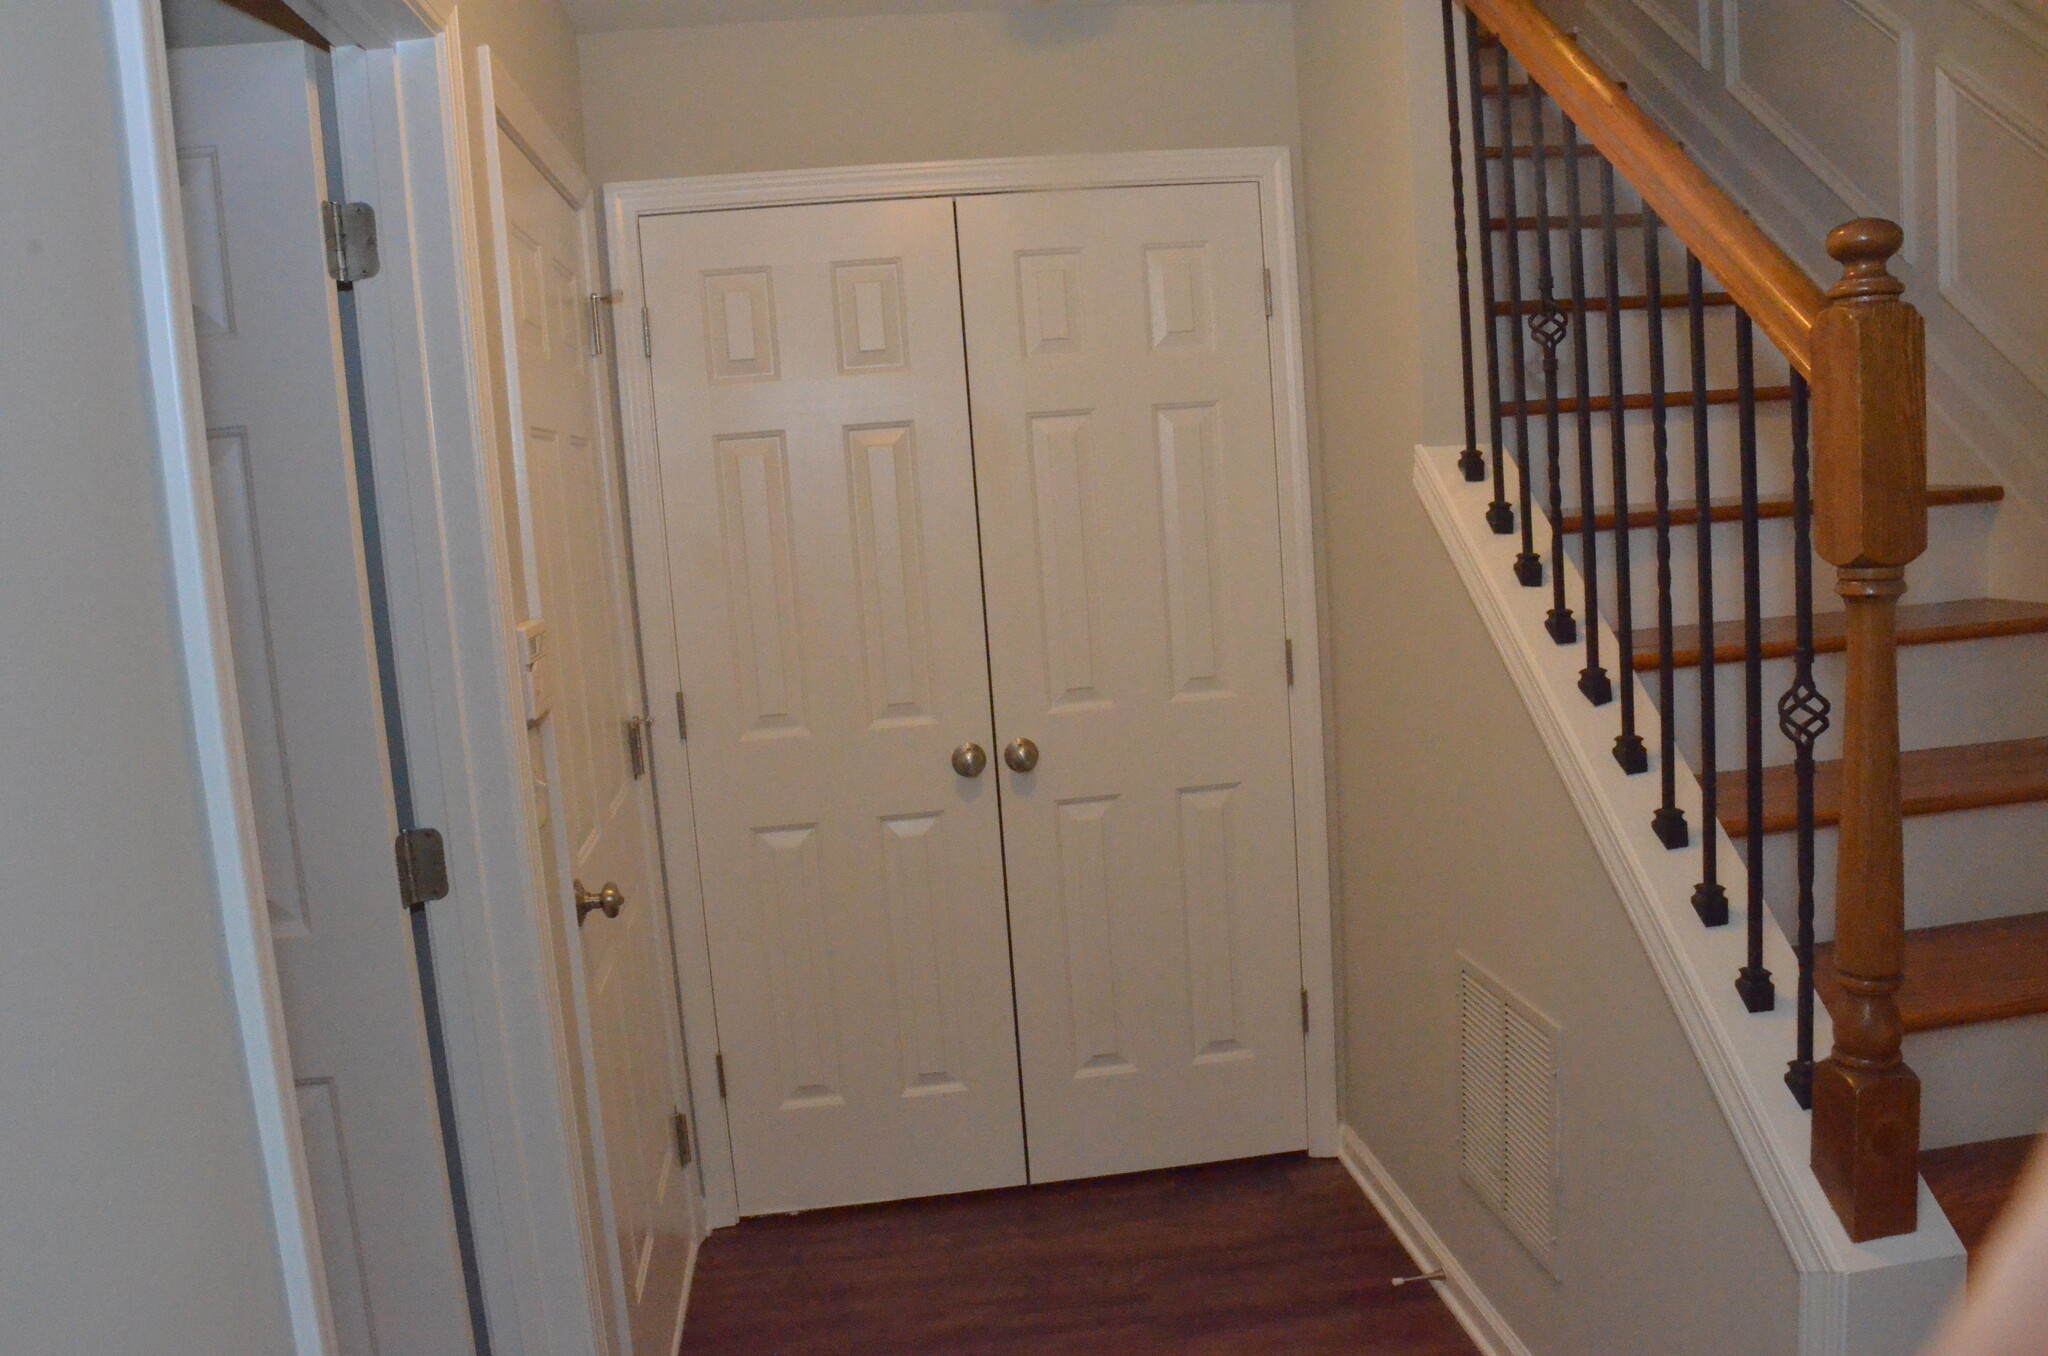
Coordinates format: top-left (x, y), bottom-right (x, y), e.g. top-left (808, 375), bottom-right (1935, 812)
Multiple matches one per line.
top-left (951, 742), bottom-right (988, 778)
top-left (575, 880), bottom-right (626, 925)
top-left (1002, 737), bottom-right (1040, 773)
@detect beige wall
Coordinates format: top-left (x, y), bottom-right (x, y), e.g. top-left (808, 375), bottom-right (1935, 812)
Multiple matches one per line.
top-left (576, 2), bottom-right (1299, 183)
top-left (1293, 2), bottom-right (1801, 1351)
top-left (465, 0), bottom-right (586, 153)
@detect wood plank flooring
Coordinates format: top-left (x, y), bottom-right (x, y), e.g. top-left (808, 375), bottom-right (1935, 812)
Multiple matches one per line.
top-left (678, 1154), bottom-right (1479, 1356)
top-left (1923, 1135), bottom-right (2040, 1266)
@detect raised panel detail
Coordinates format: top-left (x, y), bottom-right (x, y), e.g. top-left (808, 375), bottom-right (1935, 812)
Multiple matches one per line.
top-left (1179, 784), bottom-right (1247, 1064)
top-left (1054, 796), bottom-right (1131, 1079)
top-left (1143, 244), bottom-right (1215, 351)
top-left (716, 433), bottom-right (807, 737)
top-left (208, 429), bottom-right (311, 938)
top-left (1156, 404), bottom-right (1225, 697)
top-left (178, 148), bottom-right (234, 336)
top-left (702, 268), bottom-right (779, 382)
top-left (1027, 412), bottom-right (1101, 708)
top-left (846, 424), bottom-right (932, 727)
top-left (753, 824), bottom-right (844, 1109)
top-left (832, 260), bottom-right (908, 373)
top-left (1632, 0), bottom-right (1709, 65)
top-left (1938, 66), bottom-right (2048, 398)
top-left (1017, 249), bottom-right (1084, 356)
top-left (509, 223), bottom-right (547, 353)
top-left (880, 813), bottom-right (966, 1097)
top-left (1725, 0), bottom-right (1908, 224)
top-left (296, 1079), bottom-right (378, 1356)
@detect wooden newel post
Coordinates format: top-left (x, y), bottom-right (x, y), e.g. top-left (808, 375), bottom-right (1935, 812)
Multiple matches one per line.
top-left (1809, 218), bottom-right (1927, 1242)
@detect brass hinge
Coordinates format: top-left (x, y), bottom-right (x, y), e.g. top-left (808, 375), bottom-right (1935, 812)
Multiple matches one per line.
top-left (673, 1110), bottom-right (693, 1167)
top-left (394, 827), bottom-right (450, 911)
top-left (714, 1052), bottom-right (728, 1099)
top-left (1285, 637), bottom-right (1295, 686)
top-left (624, 715), bottom-right (647, 779)
top-left (1264, 267), bottom-right (1274, 318)
top-left (1301, 988), bottom-right (1311, 1034)
top-left (321, 201), bottom-right (380, 284)
top-left (674, 690), bottom-right (688, 741)
top-left (641, 306), bottom-right (652, 358)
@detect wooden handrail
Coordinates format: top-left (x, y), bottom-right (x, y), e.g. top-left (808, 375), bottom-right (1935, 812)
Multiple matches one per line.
top-left (1461, 0), bottom-right (1826, 375)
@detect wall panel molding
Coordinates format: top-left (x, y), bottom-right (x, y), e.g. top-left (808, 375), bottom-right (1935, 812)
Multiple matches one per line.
top-left (1935, 60), bottom-right (2048, 400)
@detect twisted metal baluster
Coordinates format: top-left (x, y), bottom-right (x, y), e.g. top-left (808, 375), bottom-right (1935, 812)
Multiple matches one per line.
top-left (1443, 0), bottom-right (1484, 484)
top-left (1528, 86), bottom-right (1574, 639)
top-left (1564, 119), bottom-right (1609, 703)
top-left (1646, 210), bottom-right (1688, 848)
top-left (1498, 44), bottom-right (1541, 587)
top-left (1604, 163), bottom-right (1647, 771)
top-left (1467, 13), bottom-right (1513, 533)
top-left (1689, 252), bottom-right (1729, 927)
top-left (1734, 312), bottom-right (1775, 1010)
top-left (1781, 375), bottom-right (1828, 1104)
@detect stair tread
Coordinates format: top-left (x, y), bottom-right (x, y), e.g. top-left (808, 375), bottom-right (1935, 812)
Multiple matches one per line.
top-left (1492, 290), bottom-right (1732, 316)
top-left (1562, 482), bottom-right (2003, 533)
top-left (1635, 598), bottom-right (2048, 669)
top-left (1714, 735), bottom-right (2048, 838)
top-left (1817, 913), bottom-right (2048, 1034)
top-left (1500, 385), bottom-right (1793, 419)
top-left (1480, 143), bottom-right (1604, 160)
top-left (1922, 1135), bottom-right (2038, 1265)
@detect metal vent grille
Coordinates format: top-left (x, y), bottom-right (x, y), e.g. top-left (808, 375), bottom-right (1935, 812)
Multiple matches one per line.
top-left (1459, 958), bottom-right (1559, 1270)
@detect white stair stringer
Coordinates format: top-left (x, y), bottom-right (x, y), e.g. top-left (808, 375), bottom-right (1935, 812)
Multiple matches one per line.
top-left (1415, 446), bottom-right (1965, 1356)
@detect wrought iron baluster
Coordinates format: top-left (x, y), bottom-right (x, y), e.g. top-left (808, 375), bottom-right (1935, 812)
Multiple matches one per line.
top-left (1689, 253), bottom-right (1729, 927)
top-left (1443, 0), bottom-right (1483, 484)
top-left (1780, 374), bottom-right (1826, 1105)
top-left (1496, 43), bottom-right (1540, 586)
top-left (1564, 119), bottom-right (1609, 703)
top-left (1604, 162), bottom-right (1647, 771)
top-left (1529, 85), bottom-right (1575, 641)
top-left (1734, 312), bottom-right (1775, 1009)
top-left (1467, 12), bottom-right (1512, 534)
top-left (1646, 210), bottom-right (1688, 847)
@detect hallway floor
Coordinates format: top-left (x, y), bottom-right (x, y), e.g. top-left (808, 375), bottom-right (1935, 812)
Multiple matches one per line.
top-left (678, 1153), bottom-right (1481, 1355)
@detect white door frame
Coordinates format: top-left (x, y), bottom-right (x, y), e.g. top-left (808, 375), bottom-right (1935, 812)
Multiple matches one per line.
top-left (111, 3), bottom-right (611, 1354)
top-left (604, 148), bottom-right (1337, 1228)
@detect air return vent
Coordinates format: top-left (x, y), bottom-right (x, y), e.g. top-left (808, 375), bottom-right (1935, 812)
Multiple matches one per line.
top-left (1458, 957), bottom-right (1559, 1270)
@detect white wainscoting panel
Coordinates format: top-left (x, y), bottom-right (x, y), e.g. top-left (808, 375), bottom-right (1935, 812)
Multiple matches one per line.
top-left (1936, 63), bottom-right (2048, 400)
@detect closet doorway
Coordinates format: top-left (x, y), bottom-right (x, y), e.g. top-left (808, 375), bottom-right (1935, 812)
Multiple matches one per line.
top-left (610, 153), bottom-right (1333, 1222)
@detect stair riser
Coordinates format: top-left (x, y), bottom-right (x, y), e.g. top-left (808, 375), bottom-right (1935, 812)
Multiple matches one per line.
top-left (1656, 632), bottom-right (2048, 770)
top-left (1910, 1012), bottom-right (2048, 1150)
top-left (1746, 799), bottom-right (2048, 943)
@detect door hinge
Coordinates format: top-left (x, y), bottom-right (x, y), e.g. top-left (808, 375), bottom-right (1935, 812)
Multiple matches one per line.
top-left (673, 1110), bottom-right (693, 1167)
top-left (587, 293), bottom-right (606, 357)
top-left (624, 715), bottom-right (648, 779)
top-left (1285, 637), bottom-right (1295, 686)
top-left (1264, 267), bottom-right (1274, 318)
top-left (1302, 988), bottom-right (1311, 1034)
top-left (674, 691), bottom-right (688, 741)
top-left (394, 827), bottom-right (450, 911)
top-left (714, 1053), bottom-right (728, 1100)
top-left (322, 200), bottom-right (381, 285)
top-left (641, 306), bottom-right (652, 358)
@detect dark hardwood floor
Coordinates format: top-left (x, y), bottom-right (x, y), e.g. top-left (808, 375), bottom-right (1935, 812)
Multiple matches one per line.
top-left (1923, 1134), bottom-right (2040, 1265)
top-left (679, 1153), bottom-right (1480, 1355)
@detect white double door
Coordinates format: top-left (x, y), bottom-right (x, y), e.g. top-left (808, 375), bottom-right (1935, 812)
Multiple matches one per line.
top-left (640, 183), bottom-right (1306, 1214)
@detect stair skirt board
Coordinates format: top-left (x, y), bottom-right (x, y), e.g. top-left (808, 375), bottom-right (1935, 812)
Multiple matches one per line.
top-left (1415, 446), bottom-right (1965, 1356)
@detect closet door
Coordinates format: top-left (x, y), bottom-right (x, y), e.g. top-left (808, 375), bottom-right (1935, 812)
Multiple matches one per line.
top-left (638, 200), bottom-right (1024, 1213)
top-left (957, 184), bottom-right (1308, 1182)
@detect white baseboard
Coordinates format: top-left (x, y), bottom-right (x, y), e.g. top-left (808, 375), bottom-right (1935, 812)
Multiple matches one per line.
top-left (1337, 1123), bottom-right (1535, 1356)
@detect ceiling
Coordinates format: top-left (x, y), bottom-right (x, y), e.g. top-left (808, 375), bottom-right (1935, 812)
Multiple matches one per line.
top-left (562, 0), bottom-right (1262, 34)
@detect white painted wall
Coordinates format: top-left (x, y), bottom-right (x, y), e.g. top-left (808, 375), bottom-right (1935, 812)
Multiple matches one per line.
top-left (1293, 2), bottom-right (1803, 1351)
top-left (576, 2), bottom-right (1300, 181)
top-left (0, 8), bottom-right (299, 1352)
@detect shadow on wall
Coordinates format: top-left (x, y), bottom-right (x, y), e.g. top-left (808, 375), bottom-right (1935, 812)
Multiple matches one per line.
top-left (1003, 5), bottom-right (1120, 45)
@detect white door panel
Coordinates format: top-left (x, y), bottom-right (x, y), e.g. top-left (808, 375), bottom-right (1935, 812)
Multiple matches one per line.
top-left (639, 200), bottom-right (1026, 1214)
top-left (171, 43), bottom-right (473, 1355)
top-left (957, 183), bottom-right (1307, 1181)
top-left (496, 127), bottom-right (694, 1356)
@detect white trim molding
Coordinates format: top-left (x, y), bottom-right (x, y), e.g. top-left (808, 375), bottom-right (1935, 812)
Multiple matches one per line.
top-left (1338, 1125), bottom-right (1534, 1356)
top-left (1414, 446), bottom-right (1965, 1356)
top-left (604, 147), bottom-right (1338, 1225)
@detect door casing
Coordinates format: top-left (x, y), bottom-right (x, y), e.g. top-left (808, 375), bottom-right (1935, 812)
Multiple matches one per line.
top-left (604, 149), bottom-right (1335, 1228)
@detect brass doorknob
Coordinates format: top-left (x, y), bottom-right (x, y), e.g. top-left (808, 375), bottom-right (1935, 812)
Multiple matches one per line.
top-left (1003, 737), bottom-right (1040, 773)
top-left (575, 880), bottom-right (626, 925)
top-left (951, 742), bottom-right (988, 778)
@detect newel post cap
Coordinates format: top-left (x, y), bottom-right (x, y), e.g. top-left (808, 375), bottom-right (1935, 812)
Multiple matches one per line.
top-left (1825, 219), bottom-right (1907, 302)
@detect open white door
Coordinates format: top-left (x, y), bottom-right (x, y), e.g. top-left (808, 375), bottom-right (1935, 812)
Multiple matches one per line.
top-left (486, 79), bottom-right (694, 1355)
top-left (170, 41), bottom-right (474, 1356)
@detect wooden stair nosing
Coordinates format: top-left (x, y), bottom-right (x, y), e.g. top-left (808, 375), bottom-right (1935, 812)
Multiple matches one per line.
top-left (1815, 912), bottom-right (2048, 1035)
top-left (1487, 212), bottom-right (1649, 232)
top-left (1491, 290), bottom-right (1732, 317)
top-left (1713, 736), bottom-right (2048, 838)
top-left (1634, 598), bottom-right (2048, 670)
top-left (1499, 385), bottom-right (1793, 419)
top-left (1480, 143), bottom-right (1605, 160)
top-left (1561, 482), bottom-right (2003, 534)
